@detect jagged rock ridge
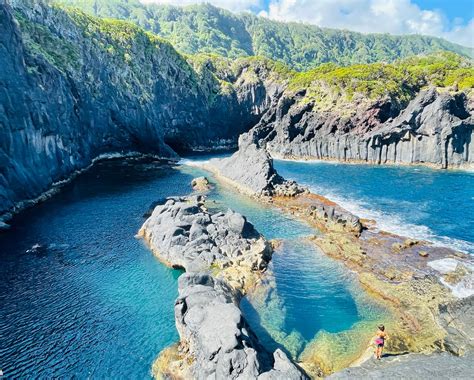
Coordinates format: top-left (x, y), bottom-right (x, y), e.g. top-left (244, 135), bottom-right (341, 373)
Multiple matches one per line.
top-left (250, 88), bottom-right (473, 168)
top-left (139, 196), bottom-right (307, 379)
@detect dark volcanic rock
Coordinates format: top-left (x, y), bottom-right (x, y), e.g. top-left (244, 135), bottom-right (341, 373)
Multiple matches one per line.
top-left (206, 137), bottom-right (362, 233)
top-left (174, 273), bottom-right (307, 379)
top-left (138, 195), bottom-right (271, 273)
top-left (208, 134), bottom-right (307, 197)
top-left (329, 352), bottom-right (474, 379)
top-left (0, 0), bottom-right (282, 221)
top-left (250, 88), bottom-right (474, 168)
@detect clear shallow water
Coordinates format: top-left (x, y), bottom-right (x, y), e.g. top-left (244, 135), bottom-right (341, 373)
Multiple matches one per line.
top-left (180, 164), bottom-right (386, 360)
top-left (275, 160), bottom-right (474, 254)
top-left (0, 159), bottom-right (191, 378)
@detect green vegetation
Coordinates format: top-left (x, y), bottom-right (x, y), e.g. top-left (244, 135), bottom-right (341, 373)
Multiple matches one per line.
top-left (16, 2), bottom-right (207, 103)
top-left (57, 0), bottom-right (473, 71)
top-left (14, 10), bottom-right (80, 73)
top-left (15, 1), bottom-right (473, 111)
top-left (288, 52), bottom-right (474, 105)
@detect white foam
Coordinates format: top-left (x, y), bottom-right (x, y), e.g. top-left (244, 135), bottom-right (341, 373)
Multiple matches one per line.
top-left (302, 183), bottom-right (474, 255)
top-left (428, 258), bottom-right (462, 274)
top-left (178, 158), bottom-right (210, 167)
top-left (428, 258), bottom-right (474, 298)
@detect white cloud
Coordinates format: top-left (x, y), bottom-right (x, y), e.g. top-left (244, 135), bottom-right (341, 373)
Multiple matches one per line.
top-left (140, 0), bottom-right (474, 47)
top-left (263, 0), bottom-right (474, 47)
top-left (140, 0), bottom-right (263, 13)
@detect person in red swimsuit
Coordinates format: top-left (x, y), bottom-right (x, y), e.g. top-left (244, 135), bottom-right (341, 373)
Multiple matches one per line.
top-left (374, 325), bottom-right (388, 360)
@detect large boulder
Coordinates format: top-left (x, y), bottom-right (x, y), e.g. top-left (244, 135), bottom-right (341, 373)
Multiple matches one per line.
top-left (138, 195), bottom-right (271, 274)
top-left (208, 134), bottom-right (307, 197)
top-left (171, 272), bottom-right (307, 379)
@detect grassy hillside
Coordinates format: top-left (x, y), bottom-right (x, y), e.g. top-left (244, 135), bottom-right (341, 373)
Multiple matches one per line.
top-left (16, 0), bottom-right (474, 112)
top-left (57, 0), bottom-right (473, 71)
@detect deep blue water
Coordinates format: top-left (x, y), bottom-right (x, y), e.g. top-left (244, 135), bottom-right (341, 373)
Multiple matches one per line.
top-left (0, 159), bottom-right (190, 378)
top-left (0, 158), bottom-right (379, 377)
top-left (275, 160), bottom-right (474, 254)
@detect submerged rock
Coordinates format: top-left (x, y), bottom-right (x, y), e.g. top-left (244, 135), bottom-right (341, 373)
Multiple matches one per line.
top-left (26, 243), bottom-right (48, 255)
top-left (191, 176), bottom-right (211, 191)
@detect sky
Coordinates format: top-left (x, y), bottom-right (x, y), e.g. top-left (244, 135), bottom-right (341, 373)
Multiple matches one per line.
top-left (141, 0), bottom-right (474, 48)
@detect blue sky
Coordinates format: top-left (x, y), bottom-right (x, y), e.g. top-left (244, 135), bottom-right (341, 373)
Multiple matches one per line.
top-left (412, 0), bottom-right (473, 21)
top-left (142, 0), bottom-right (474, 47)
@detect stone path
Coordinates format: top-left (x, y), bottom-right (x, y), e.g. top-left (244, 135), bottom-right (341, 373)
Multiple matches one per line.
top-left (329, 352), bottom-right (474, 379)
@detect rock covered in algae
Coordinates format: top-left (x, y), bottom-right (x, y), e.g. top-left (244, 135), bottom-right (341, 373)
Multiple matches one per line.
top-left (191, 176), bottom-right (211, 191)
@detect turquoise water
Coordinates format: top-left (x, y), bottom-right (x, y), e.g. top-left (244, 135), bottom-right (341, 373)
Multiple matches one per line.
top-left (0, 157), bottom-right (383, 378)
top-left (275, 160), bottom-right (474, 254)
top-left (180, 164), bottom-right (385, 359)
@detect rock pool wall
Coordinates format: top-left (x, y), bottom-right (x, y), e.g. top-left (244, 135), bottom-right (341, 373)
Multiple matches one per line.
top-left (139, 196), bottom-right (307, 379)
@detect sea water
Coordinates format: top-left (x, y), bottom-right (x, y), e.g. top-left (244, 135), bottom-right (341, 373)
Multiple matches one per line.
top-left (0, 159), bottom-right (190, 378)
top-left (180, 164), bottom-right (387, 365)
top-left (1, 157), bottom-right (428, 378)
top-left (275, 160), bottom-right (474, 254)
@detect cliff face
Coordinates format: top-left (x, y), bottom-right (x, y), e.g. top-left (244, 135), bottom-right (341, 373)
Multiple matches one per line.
top-left (248, 88), bottom-right (474, 168)
top-left (1, 0), bottom-right (473, 223)
top-left (0, 1), bottom-right (280, 220)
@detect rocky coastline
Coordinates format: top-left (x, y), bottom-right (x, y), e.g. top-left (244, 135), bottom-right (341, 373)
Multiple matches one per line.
top-left (247, 88), bottom-right (474, 170)
top-left (138, 195), bottom-right (308, 379)
top-left (195, 137), bottom-right (474, 376)
top-left (1, 0), bottom-right (473, 227)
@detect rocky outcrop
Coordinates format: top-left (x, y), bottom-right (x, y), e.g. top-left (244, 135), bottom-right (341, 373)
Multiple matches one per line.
top-left (191, 176), bottom-right (211, 191)
top-left (249, 88), bottom-right (474, 169)
top-left (139, 196), bottom-right (307, 379)
top-left (0, 0), bottom-right (282, 222)
top-left (207, 134), bottom-right (307, 197)
top-left (166, 272), bottom-right (306, 379)
top-left (329, 352), bottom-right (474, 379)
top-left (204, 137), bottom-right (362, 233)
top-left (138, 195), bottom-right (272, 286)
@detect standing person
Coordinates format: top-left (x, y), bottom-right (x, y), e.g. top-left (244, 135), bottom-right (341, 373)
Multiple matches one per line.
top-left (374, 325), bottom-right (388, 360)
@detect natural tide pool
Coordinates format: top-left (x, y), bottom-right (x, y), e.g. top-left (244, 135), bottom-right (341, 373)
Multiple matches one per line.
top-left (275, 159), bottom-right (474, 254)
top-left (180, 164), bottom-right (388, 370)
top-left (0, 157), bottom-right (386, 377)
